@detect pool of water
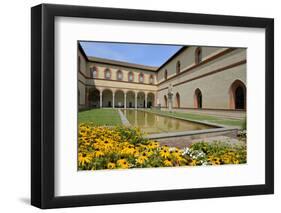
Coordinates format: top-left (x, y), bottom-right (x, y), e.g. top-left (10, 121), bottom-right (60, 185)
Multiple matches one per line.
top-left (121, 109), bottom-right (214, 134)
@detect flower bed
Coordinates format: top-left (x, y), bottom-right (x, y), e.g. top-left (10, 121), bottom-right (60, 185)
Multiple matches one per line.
top-left (78, 124), bottom-right (247, 170)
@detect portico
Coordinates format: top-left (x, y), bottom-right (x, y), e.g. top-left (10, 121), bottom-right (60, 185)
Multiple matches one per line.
top-left (85, 87), bottom-right (156, 109)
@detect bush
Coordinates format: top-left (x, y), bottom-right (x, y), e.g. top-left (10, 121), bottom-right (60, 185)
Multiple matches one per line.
top-left (78, 124), bottom-right (247, 170)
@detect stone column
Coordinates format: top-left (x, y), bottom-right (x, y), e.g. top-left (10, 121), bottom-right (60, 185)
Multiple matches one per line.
top-left (112, 92), bottom-right (115, 108)
top-left (145, 93), bottom-right (148, 108)
top-left (154, 93), bottom-right (157, 108)
top-left (99, 90), bottom-right (103, 108)
top-left (124, 93), bottom-right (127, 109)
top-left (135, 92), bottom-right (137, 109)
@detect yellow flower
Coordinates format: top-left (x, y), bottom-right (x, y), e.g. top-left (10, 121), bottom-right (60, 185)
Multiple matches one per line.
top-left (107, 162), bottom-right (116, 169)
top-left (189, 159), bottom-right (197, 166)
top-left (78, 152), bottom-right (92, 166)
top-left (160, 148), bottom-right (170, 159)
top-left (117, 159), bottom-right (129, 169)
top-left (210, 157), bottom-right (221, 165)
top-left (171, 149), bottom-right (182, 158)
top-left (121, 146), bottom-right (135, 155)
top-left (136, 152), bottom-right (148, 165)
top-left (163, 159), bottom-right (173, 167)
top-left (148, 141), bottom-right (159, 149)
top-left (233, 159), bottom-right (240, 164)
top-left (94, 149), bottom-right (105, 157)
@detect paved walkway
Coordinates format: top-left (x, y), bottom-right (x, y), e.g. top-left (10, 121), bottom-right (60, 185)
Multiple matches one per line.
top-left (161, 108), bottom-right (246, 120)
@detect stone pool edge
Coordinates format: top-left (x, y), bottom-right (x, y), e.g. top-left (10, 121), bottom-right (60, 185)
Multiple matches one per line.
top-left (146, 127), bottom-right (238, 140)
top-left (117, 109), bottom-right (131, 126)
top-left (138, 109), bottom-right (228, 128)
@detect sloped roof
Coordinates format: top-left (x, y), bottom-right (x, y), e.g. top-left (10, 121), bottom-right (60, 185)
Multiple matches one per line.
top-left (87, 56), bottom-right (158, 71)
top-left (78, 42), bottom-right (187, 72)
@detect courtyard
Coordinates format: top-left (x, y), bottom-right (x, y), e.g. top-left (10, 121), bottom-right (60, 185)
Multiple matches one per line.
top-left (78, 108), bottom-right (246, 170)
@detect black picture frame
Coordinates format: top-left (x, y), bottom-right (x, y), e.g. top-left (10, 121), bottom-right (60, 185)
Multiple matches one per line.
top-left (31, 3), bottom-right (274, 209)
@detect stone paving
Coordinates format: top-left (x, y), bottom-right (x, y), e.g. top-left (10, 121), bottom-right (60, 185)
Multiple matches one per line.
top-left (161, 108), bottom-right (246, 120)
top-left (156, 133), bottom-right (243, 149)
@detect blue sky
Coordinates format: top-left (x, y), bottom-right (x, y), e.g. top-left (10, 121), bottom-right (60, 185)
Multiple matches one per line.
top-left (79, 41), bottom-right (183, 67)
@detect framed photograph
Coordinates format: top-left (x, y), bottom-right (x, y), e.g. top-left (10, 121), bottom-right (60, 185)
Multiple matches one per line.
top-left (31, 4), bottom-right (274, 209)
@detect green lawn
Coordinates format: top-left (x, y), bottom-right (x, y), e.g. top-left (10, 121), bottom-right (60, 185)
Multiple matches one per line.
top-left (78, 109), bottom-right (122, 126)
top-left (148, 109), bottom-right (245, 128)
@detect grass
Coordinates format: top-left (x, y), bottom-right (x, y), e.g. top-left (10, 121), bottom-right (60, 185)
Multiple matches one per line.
top-left (78, 108), bottom-right (122, 126)
top-left (148, 109), bottom-right (245, 128)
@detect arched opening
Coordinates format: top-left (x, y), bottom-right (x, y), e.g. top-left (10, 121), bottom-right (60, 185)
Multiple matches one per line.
top-left (229, 80), bottom-right (246, 110)
top-left (137, 92), bottom-right (145, 108)
top-left (176, 61), bottom-right (181, 74)
top-left (195, 47), bottom-right (202, 65)
top-left (139, 73), bottom-right (144, 83)
top-left (114, 90), bottom-right (125, 108)
top-left (149, 75), bottom-right (154, 84)
top-left (128, 72), bottom-right (134, 82)
top-left (104, 68), bottom-right (111, 79)
top-left (175, 92), bottom-right (180, 108)
top-left (102, 89), bottom-right (113, 107)
top-left (164, 95), bottom-right (168, 108)
top-left (88, 88), bottom-right (100, 108)
top-left (194, 88), bottom-right (202, 109)
top-left (117, 70), bottom-right (123, 80)
top-left (90, 66), bottom-right (97, 78)
top-left (126, 91), bottom-right (135, 108)
top-left (147, 93), bottom-right (155, 108)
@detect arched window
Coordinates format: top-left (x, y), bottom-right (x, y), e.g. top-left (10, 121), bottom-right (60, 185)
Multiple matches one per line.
top-left (194, 88), bottom-right (202, 109)
top-left (104, 68), bottom-right (111, 79)
top-left (90, 67), bottom-right (97, 78)
top-left (149, 75), bottom-right (154, 84)
top-left (229, 80), bottom-right (246, 110)
top-left (128, 72), bottom-right (134, 82)
top-left (195, 47), bottom-right (202, 65)
top-left (139, 73), bottom-right (144, 83)
top-left (164, 95), bottom-right (168, 108)
top-left (164, 69), bottom-right (168, 80)
top-left (117, 70), bottom-right (123, 80)
top-left (176, 61), bottom-right (181, 74)
top-left (176, 92), bottom-right (180, 108)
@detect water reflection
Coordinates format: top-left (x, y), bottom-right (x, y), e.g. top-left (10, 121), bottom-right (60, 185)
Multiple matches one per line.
top-left (121, 109), bottom-right (212, 134)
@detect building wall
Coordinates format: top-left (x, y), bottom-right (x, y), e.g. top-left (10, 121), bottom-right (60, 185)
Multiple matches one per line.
top-left (78, 46), bottom-right (247, 110)
top-left (157, 47), bottom-right (227, 83)
top-left (157, 48), bottom-right (246, 109)
top-left (87, 62), bottom-right (157, 85)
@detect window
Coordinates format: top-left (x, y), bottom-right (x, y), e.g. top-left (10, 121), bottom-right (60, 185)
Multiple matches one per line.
top-left (195, 47), bottom-right (202, 64)
top-left (91, 67), bottom-right (97, 78)
top-left (229, 80), bottom-right (246, 110)
top-left (164, 69), bottom-right (168, 80)
top-left (194, 88), bottom-right (202, 109)
top-left (176, 61), bottom-right (181, 74)
top-left (128, 72), bottom-right (134, 82)
top-left (139, 73), bottom-right (144, 83)
top-left (149, 75), bottom-right (154, 84)
top-left (104, 68), bottom-right (111, 79)
top-left (117, 70), bottom-right (123, 80)
top-left (176, 92), bottom-right (180, 108)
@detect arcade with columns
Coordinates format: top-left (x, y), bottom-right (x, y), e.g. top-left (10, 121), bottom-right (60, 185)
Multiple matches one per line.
top-left (84, 87), bottom-right (156, 109)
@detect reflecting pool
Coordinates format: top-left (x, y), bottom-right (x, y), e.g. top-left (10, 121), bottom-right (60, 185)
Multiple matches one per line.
top-left (121, 109), bottom-right (214, 134)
